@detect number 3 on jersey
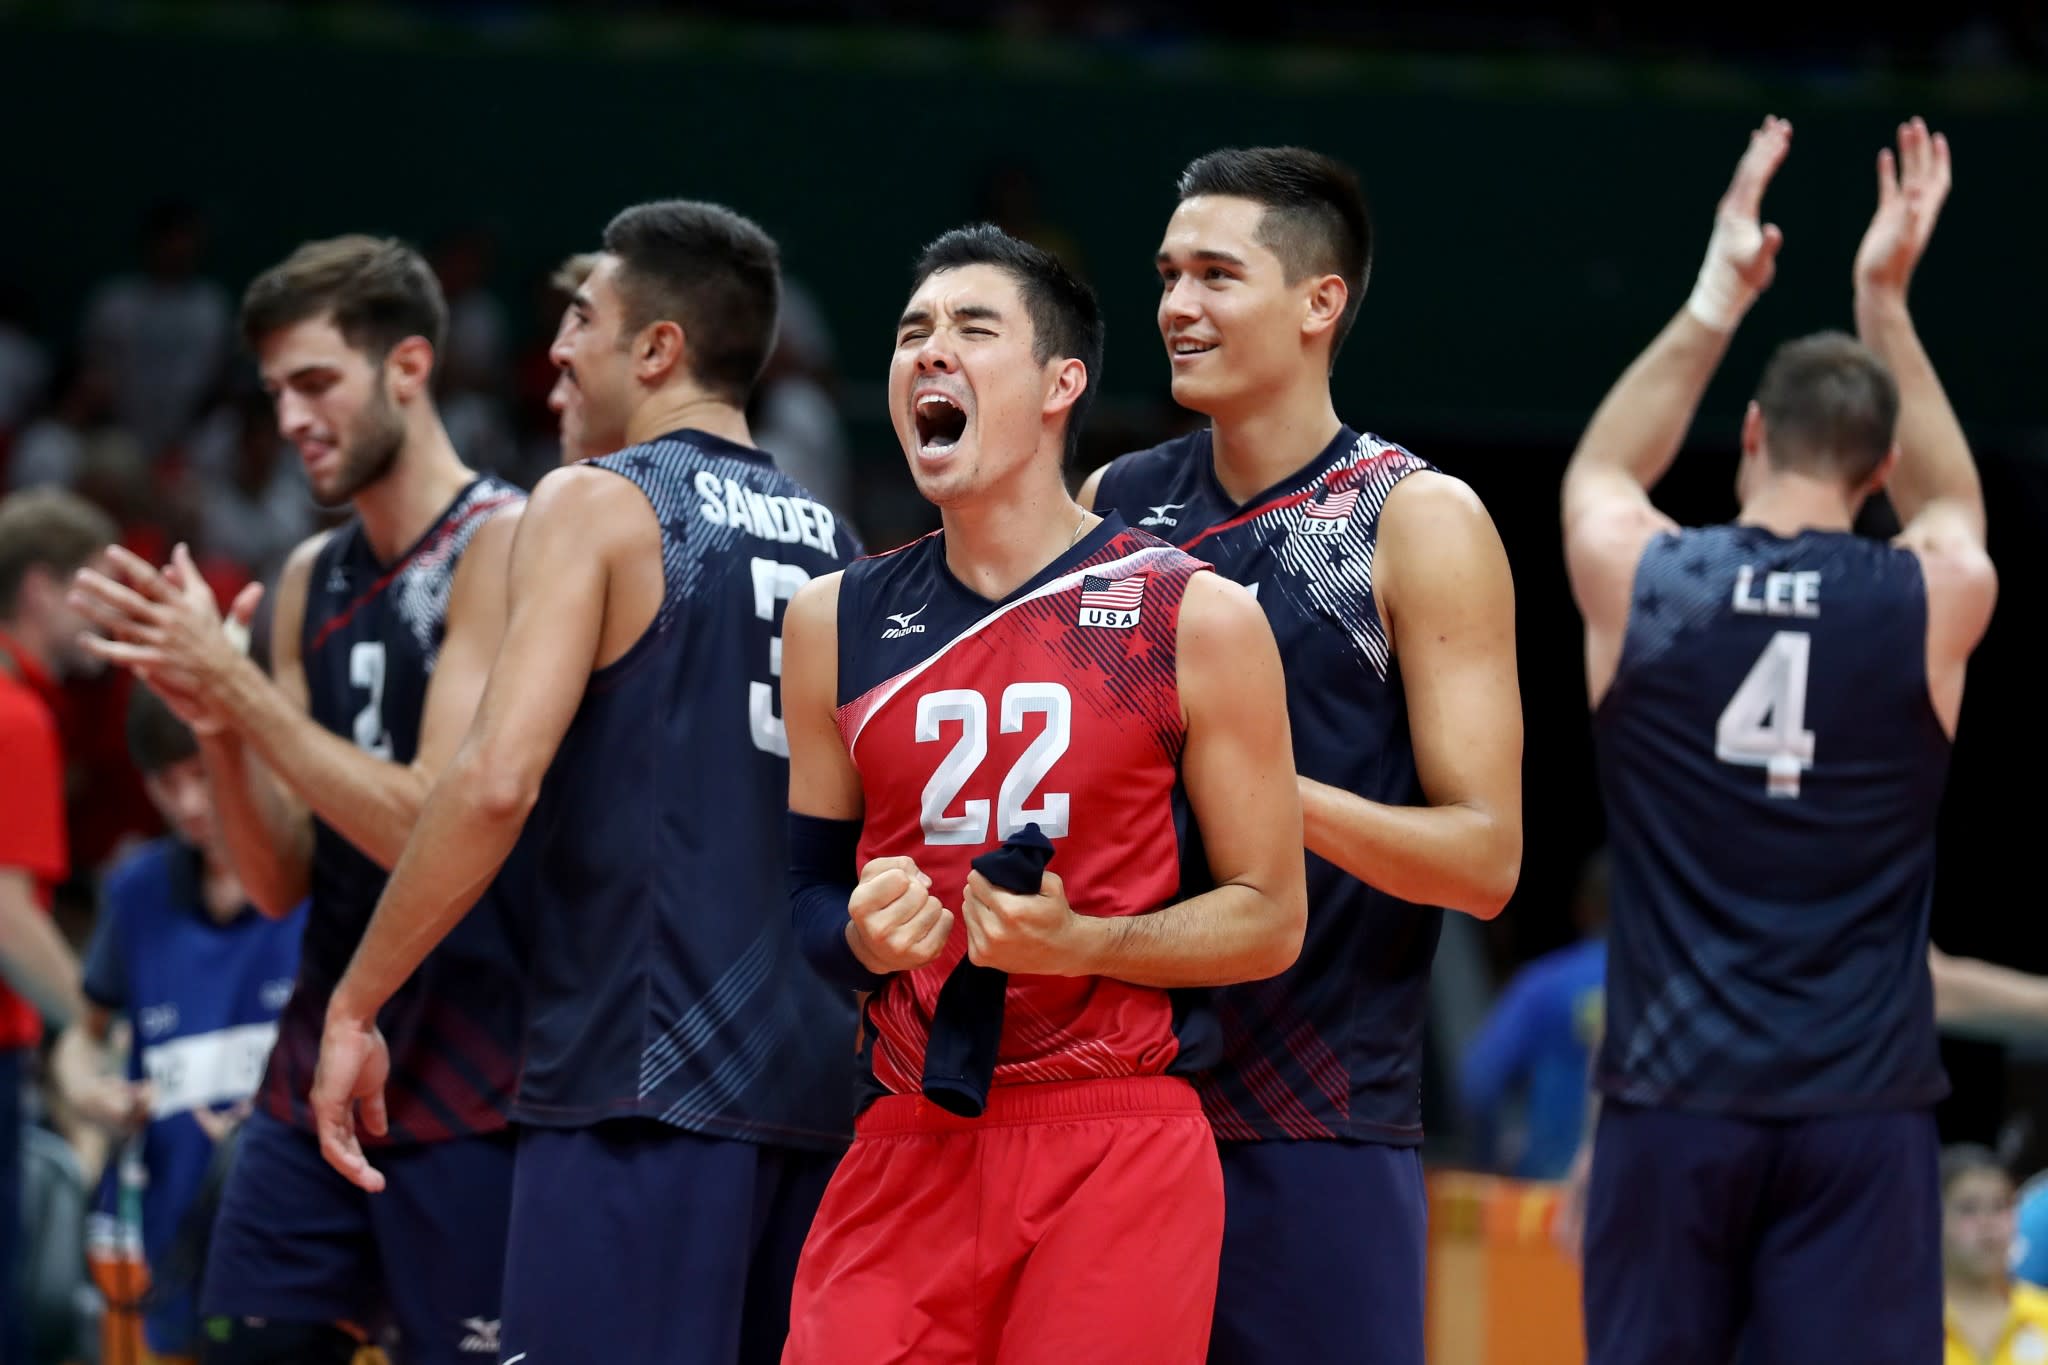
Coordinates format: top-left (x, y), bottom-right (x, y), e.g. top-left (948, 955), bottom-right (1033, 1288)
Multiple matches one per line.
top-left (918, 683), bottom-right (1072, 845)
top-left (1715, 630), bottom-right (1815, 798)
top-left (750, 557), bottom-right (811, 757)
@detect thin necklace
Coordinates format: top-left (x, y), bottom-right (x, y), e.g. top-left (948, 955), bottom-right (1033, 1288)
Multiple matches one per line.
top-left (1068, 510), bottom-right (1091, 547)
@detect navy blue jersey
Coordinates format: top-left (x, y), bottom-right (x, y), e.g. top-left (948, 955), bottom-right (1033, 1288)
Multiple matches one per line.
top-left (514, 430), bottom-right (862, 1150)
top-left (1095, 426), bottom-right (1437, 1144)
top-left (1593, 524), bottom-right (1950, 1115)
top-left (82, 838), bottom-right (305, 1349)
top-left (258, 475), bottom-right (530, 1144)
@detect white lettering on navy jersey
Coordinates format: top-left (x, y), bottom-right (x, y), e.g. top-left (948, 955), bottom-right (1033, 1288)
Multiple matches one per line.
top-left (1732, 565), bottom-right (1821, 618)
top-left (694, 470), bottom-right (840, 557)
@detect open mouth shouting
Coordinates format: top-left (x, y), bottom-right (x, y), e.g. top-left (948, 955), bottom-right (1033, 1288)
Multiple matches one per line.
top-left (913, 389), bottom-right (969, 460)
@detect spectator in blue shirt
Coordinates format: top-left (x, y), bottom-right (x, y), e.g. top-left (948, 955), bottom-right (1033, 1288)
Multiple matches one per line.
top-left (1459, 848), bottom-right (1608, 1180)
top-left (52, 686), bottom-right (305, 1360)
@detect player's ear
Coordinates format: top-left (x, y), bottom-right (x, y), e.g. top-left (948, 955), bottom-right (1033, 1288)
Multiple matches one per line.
top-left (1042, 356), bottom-right (1088, 421)
top-left (635, 318), bottom-right (688, 386)
top-left (1740, 401), bottom-right (1766, 459)
top-left (385, 336), bottom-right (436, 404)
top-left (1302, 272), bottom-right (1347, 343)
top-left (1862, 444), bottom-right (1903, 497)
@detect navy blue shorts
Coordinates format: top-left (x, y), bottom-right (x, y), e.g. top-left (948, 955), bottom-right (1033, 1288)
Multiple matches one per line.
top-left (1583, 1103), bottom-right (1940, 1365)
top-left (502, 1119), bottom-right (838, 1365)
top-left (199, 1111), bottom-right (514, 1364)
top-left (1208, 1140), bottom-right (1426, 1365)
top-left (1, 1048), bottom-right (24, 1365)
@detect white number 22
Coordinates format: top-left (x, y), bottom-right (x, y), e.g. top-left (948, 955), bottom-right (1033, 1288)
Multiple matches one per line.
top-left (1714, 630), bottom-right (1815, 799)
top-left (916, 682), bottom-right (1072, 844)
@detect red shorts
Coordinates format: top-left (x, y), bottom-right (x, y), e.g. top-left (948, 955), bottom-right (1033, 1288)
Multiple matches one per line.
top-left (782, 1075), bottom-right (1223, 1365)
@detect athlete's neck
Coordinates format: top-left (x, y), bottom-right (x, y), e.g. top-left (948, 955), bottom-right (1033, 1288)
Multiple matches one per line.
top-left (1735, 471), bottom-right (1860, 538)
top-left (201, 852), bottom-right (245, 925)
top-left (352, 410), bottom-right (478, 565)
top-left (941, 466), bottom-right (1097, 602)
top-left (1205, 374), bottom-right (1343, 506)
top-left (0, 614), bottom-right (53, 679)
top-left (625, 389), bottom-right (754, 452)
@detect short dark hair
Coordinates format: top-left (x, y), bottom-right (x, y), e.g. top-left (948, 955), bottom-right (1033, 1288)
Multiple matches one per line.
top-left (911, 224), bottom-right (1105, 468)
top-left (240, 235), bottom-right (448, 363)
top-left (1177, 146), bottom-right (1374, 365)
top-left (1754, 332), bottom-right (1898, 488)
top-left (0, 488), bottom-right (117, 619)
top-left (126, 684), bottom-right (198, 776)
top-left (1941, 1143), bottom-right (2009, 1198)
top-left (601, 201), bottom-right (782, 406)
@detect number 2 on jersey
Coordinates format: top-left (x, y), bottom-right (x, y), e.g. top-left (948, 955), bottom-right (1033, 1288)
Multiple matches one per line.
top-left (917, 683), bottom-right (1072, 844)
top-left (348, 641), bottom-right (394, 759)
top-left (1715, 630), bottom-right (1815, 798)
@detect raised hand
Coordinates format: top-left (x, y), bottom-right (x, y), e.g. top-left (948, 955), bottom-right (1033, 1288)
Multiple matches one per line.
top-left (1855, 116), bottom-right (1951, 302)
top-left (70, 544), bottom-right (259, 725)
top-left (1686, 115), bottom-right (1793, 332)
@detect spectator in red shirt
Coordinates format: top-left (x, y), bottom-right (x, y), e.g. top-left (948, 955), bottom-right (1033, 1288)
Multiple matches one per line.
top-left (0, 486), bottom-right (114, 1363)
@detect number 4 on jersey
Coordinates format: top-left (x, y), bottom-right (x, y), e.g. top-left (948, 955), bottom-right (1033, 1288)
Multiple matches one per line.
top-left (1715, 630), bottom-right (1816, 799)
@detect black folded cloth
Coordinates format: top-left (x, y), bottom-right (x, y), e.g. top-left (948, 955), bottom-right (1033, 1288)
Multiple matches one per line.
top-left (920, 824), bottom-right (1057, 1118)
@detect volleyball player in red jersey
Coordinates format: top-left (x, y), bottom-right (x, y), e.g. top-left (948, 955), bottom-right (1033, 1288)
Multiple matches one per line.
top-left (778, 225), bottom-right (1308, 1364)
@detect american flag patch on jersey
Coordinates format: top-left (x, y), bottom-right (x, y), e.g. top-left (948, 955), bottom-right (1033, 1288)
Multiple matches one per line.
top-left (1077, 574), bottom-right (1146, 629)
top-left (1297, 484), bottom-right (1360, 537)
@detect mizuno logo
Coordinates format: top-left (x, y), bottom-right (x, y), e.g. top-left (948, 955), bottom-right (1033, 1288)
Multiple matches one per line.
top-left (458, 1318), bottom-right (500, 1354)
top-left (1139, 503), bottom-right (1185, 528)
top-left (882, 604), bottom-right (928, 639)
top-left (325, 566), bottom-right (351, 594)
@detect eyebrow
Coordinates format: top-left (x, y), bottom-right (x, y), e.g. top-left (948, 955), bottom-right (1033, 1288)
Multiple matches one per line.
top-left (1157, 248), bottom-right (1248, 268)
top-left (571, 289), bottom-right (594, 311)
top-left (284, 363), bottom-right (338, 384)
top-left (897, 303), bottom-right (1005, 331)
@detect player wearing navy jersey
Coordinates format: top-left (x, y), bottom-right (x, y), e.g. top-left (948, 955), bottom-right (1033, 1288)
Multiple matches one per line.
top-left (313, 201), bottom-right (863, 1365)
top-left (1080, 147), bottom-right (1522, 1365)
top-left (1561, 117), bottom-right (1995, 1365)
top-left (779, 225), bottom-right (1304, 1365)
top-left (73, 236), bottom-right (527, 1365)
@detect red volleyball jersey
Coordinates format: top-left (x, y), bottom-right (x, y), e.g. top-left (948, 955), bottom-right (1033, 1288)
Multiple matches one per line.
top-left (834, 517), bottom-right (1217, 1097)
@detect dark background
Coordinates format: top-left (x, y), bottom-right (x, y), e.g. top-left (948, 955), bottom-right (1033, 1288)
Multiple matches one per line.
top-left (5, 0), bottom-right (2044, 1155)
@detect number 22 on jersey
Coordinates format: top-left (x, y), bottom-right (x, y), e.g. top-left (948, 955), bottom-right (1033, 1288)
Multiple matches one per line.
top-left (1715, 630), bottom-right (1816, 798)
top-left (917, 683), bottom-right (1072, 845)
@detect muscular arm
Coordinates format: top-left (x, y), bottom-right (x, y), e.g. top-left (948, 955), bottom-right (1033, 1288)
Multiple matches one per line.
top-left (1857, 296), bottom-right (1995, 735)
top-left (1074, 573), bottom-right (1307, 987)
top-left (200, 537), bottom-right (318, 916)
top-left (1305, 474), bottom-right (1522, 917)
top-left (0, 867), bottom-right (83, 1026)
top-left (329, 470), bottom-right (613, 1021)
top-left (1930, 946), bottom-right (2048, 1031)
top-left (1559, 309), bottom-right (1710, 703)
top-left (1565, 119), bottom-right (1788, 706)
top-left (203, 512), bottom-right (521, 872)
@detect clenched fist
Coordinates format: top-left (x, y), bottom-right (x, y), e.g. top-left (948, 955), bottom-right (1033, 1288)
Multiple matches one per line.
top-left (847, 856), bottom-right (954, 974)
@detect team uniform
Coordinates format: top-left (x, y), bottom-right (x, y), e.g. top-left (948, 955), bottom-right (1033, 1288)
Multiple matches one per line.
top-left (80, 838), bottom-right (306, 1358)
top-left (1094, 426), bottom-right (1437, 1363)
top-left (782, 516), bottom-right (1227, 1365)
top-left (201, 477), bottom-right (529, 1362)
top-left (498, 431), bottom-right (861, 1365)
top-left (1584, 524), bottom-right (1950, 1365)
